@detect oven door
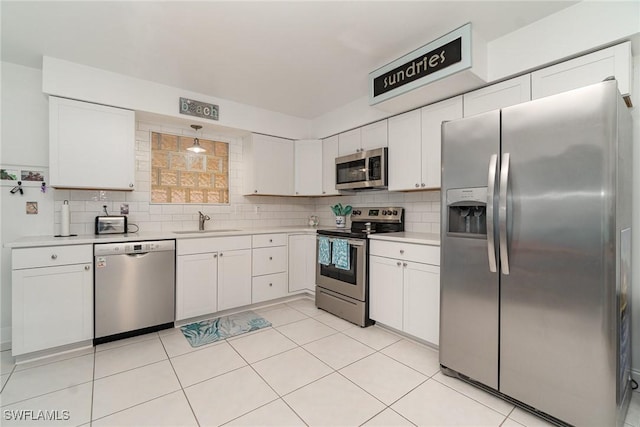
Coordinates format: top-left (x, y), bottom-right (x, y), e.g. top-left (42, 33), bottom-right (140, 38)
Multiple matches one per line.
top-left (315, 236), bottom-right (366, 301)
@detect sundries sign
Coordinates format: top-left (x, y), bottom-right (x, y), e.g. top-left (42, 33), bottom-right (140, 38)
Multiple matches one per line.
top-left (369, 24), bottom-right (471, 105)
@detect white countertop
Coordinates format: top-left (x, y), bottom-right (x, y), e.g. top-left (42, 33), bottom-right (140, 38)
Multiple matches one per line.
top-left (5, 227), bottom-right (319, 249)
top-left (368, 232), bottom-right (440, 246)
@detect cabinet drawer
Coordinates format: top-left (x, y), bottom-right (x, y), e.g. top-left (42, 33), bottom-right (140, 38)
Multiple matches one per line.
top-left (252, 233), bottom-right (287, 248)
top-left (12, 245), bottom-right (93, 270)
top-left (252, 272), bottom-right (288, 304)
top-left (369, 240), bottom-right (439, 265)
top-left (177, 236), bottom-right (251, 255)
top-left (252, 246), bottom-right (287, 276)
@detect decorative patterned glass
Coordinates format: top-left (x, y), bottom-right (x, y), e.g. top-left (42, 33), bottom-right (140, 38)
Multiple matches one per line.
top-left (150, 132), bottom-right (229, 204)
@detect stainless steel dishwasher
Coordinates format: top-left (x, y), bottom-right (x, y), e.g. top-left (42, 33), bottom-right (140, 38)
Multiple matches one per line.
top-left (94, 240), bottom-right (175, 345)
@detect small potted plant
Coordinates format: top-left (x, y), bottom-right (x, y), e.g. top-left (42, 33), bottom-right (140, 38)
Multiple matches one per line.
top-left (330, 203), bottom-right (352, 228)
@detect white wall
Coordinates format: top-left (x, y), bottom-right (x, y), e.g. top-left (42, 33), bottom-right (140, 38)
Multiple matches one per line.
top-left (311, 1), bottom-right (640, 139)
top-left (487, 1), bottom-right (640, 81)
top-left (42, 57), bottom-right (313, 141)
top-left (1, 62), bottom-right (54, 348)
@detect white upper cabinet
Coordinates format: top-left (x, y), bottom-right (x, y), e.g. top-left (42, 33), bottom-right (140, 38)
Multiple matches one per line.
top-left (388, 110), bottom-right (422, 191)
top-left (531, 42), bottom-right (632, 99)
top-left (294, 139), bottom-right (322, 196)
top-left (531, 42), bottom-right (632, 102)
top-left (338, 120), bottom-right (388, 156)
top-left (321, 135), bottom-right (340, 196)
top-left (389, 96), bottom-right (462, 191)
top-left (360, 120), bottom-right (388, 152)
top-left (463, 75), bottom-right (531, 117)
top-left (49, 96), bottom-right (135, 190)
top-left (243, 134), bottom-right (294, 196)
top-left (338, 128), bottom-right (361, 156)
top-left (421, 96), bottom-right (463, 189)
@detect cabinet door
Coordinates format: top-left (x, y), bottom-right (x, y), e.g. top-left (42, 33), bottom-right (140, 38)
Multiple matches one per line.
top-left (338, 128), bottom-right (361, 156)
top-left (250, 134), bottom-right (294, 195)
top-left (360, 120), bottom-right (388, 151)
top-left (294, 139), bottom-right (323, 196)
top-left (403, 262), bottom-right (440, 345)
top-left (288, 234), bottom-right (316, 292)
top-left (369, 255), bottom-right (403, 330)
top-left (321, 136), bottom-right (340, 196)
top-left (463, 75), bottom-right (531, 117)
top-left (176, 253), bottom-right (218, 321)
top-left (388, 109), bottom-right (422, 191)
top-left (531, 42), bottom-right (631, 100)
top-left (421, 96), bottom-right (463, 189)
top-left (49, 96), bottom-right (135, 190)
top-left (12, 263), bottom-right (93, 355)
top-left (218, 249), bottom-right (252, 311)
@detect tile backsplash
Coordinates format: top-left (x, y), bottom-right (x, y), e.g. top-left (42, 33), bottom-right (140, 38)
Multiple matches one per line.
top-left (53, 120), bottom-right (440, 235)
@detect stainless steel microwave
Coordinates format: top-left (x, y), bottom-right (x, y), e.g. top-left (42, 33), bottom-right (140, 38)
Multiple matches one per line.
top-left (335, 147), bottom-right (388, 190)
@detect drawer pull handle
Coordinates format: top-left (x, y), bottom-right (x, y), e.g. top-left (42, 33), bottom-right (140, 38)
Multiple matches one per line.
top-left (220, 253), bottom-right (223, 257)
top-left (397, 261), bottom-right (401, 266)
top-left (403, 262), bottom-right (408, 267)
top-left (269, 283), bottom-right (273, 287)
top-left (84, 265), bottom-right (90, 271)
top-left (213, 254), bottom-right (218, 258)
top-left (399, 250), bottom-right (404, 254)
top-left (269, 239), bottom-right (273, 243)
top-left (51, 254), bottom-right (58, 260)
top-left (269, 256), bottom-right (273, 260)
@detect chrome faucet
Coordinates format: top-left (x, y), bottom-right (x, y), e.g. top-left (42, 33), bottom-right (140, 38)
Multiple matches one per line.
top-left (198, 211), bottom-right (211, 230)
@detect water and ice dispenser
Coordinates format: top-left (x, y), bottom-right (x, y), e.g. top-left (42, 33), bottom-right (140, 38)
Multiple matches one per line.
top-left (446, 187), bottom-right (488, 236)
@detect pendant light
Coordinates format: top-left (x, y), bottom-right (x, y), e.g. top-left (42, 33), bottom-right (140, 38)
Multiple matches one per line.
top-left (187, 124), bottom-right (206, 153)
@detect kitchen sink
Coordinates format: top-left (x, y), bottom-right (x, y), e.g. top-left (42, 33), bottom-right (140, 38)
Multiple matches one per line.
top-left (173, 229), bottom-right (240, 234)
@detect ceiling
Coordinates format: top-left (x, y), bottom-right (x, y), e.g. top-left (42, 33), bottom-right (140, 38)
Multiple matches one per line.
top-left (1, 1), bottom-right (578, 119)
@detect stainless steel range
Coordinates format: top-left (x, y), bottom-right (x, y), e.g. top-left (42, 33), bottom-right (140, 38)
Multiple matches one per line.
top-left (316, 207), bottom-right (404, 327)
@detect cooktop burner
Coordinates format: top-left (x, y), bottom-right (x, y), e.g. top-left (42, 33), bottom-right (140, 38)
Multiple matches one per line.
top-left (317, 207), bottom-right (404, 239)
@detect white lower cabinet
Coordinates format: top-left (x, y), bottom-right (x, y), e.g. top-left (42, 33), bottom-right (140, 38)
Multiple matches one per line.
top-left (252, 272), bottom-right (288, 304)
top-left (176, 236), bottom-right (251, 321)
top-left (218, 249), bottom-right (252, 311)
top-left (12, 245), bottom-right (93, 356)
top-left (288, 234), bottom-right (316, 293)
top-left (369, 256), bottom-right (404, 330)
top-left (251, 234), bottom-right (288, 303)
top-left (176, 252), bottom-right (218, 321)
top-left (369, 240), bottom-right (440, 345)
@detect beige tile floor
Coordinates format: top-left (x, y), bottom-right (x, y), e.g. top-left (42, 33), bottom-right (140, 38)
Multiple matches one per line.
top-left (0, 297), bottom-right (638, 426)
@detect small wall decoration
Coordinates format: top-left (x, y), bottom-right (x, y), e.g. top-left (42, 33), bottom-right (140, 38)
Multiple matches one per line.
top-left (26, 202), bottom-right (38, 215)
top-left (179, 97), bottom-right (219, 121)
top-left (20, 169), bottom-right (45, 181)
top-left (1, 169), bottom-right (19, 180)
top-left (120, 203), bottom-right (129, 215)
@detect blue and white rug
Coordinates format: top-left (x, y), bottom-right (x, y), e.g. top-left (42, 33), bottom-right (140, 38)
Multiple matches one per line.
top-left (180, 310), bottom-right (272, 348)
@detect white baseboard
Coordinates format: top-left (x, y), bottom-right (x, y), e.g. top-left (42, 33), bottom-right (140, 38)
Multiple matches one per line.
top-left (1, 327), bottom-right (11, 351)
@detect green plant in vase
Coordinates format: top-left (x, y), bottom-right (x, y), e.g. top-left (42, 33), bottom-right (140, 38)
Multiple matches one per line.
top-left (330, 203), bottom-right (352, 228)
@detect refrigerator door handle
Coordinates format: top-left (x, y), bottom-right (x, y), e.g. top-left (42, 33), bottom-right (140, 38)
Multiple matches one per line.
top-left (499, 152), bottom-right (510, 275)
top-left (486, 154), bottom-right (498, 272)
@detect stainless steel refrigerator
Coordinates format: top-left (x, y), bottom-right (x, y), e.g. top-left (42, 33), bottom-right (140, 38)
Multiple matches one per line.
top-left (439, 80), bottom-right (632, 427)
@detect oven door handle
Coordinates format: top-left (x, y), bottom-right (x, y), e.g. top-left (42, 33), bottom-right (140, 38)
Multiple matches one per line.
top-left (316, 236), bottom-right (365, 247)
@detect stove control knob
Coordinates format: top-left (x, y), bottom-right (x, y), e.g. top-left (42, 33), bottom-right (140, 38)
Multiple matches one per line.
top-left (393, 210), bottom-right (398, 215)
top-left (382, 210), bottom-right (387, 215)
